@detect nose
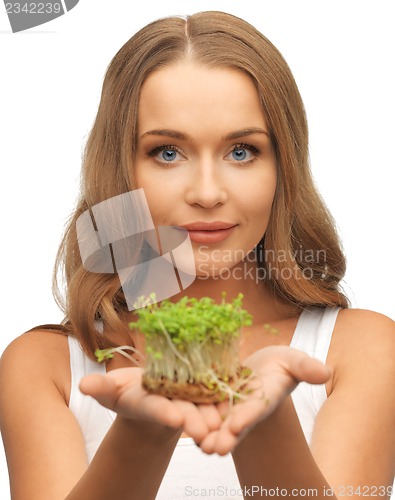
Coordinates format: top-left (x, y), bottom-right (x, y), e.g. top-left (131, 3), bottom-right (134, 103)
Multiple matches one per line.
top-left (185, 157), bottom-right (228, 208)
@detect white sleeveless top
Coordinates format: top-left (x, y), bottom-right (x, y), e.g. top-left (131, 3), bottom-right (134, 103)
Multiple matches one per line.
top-left (68, 306), bottom-right (340, 499)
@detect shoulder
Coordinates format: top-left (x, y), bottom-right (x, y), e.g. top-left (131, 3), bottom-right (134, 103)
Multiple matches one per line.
top-left (335, 307), bottom-right (394, 331)
top-left (333, 307), bottom-right (394, 351)
top-left (1, 328), bottom-right (70, 365)
top-left (330, 307), bottom-right (395, 387)
top-left (0, 329), bottom-right (72, 403)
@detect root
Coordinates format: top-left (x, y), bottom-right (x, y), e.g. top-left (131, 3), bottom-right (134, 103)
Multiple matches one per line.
top-left (142, 364), bottom-right (259, 405)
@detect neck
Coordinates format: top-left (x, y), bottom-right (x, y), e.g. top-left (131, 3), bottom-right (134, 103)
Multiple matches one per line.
top-left (166, 260), bottom-right (296, 325)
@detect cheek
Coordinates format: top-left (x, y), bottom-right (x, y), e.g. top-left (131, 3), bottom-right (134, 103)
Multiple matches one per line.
top-left (135, 175), bottom-right (184, 229)
top-left (134, 166), bottom-right (151, 192)
top-left (134, 170), bottom-right (164, 213)
top-left (242, 171), bottom-right (277, 220)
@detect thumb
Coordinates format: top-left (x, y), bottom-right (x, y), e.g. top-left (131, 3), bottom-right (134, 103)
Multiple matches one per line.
top-left (79, 373), bottom-right (119, 409)
top-left (287, 350), bottom-right (331, 385)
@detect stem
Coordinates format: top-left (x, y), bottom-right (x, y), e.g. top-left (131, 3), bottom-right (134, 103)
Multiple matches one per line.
top-left (95, 346), bottom-right (145, 366)
top-left (114, 346), bottom-right (145, 366)
top-left (157, 318), bottom-right (192, 368)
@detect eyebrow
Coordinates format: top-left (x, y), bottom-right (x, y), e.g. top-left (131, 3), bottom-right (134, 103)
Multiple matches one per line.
top-left (139, 127), bottom-right (269, 141)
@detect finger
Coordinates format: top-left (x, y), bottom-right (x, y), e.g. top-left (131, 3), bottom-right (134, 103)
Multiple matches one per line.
top-left (105, 367), bottom-right (143, 385)
top-left (79, 373), bottom-right (119, 409)
top-left (80, 371), bottom-right (184, 428)
top-left (196, 404), bottom-right (223, 432)
top-left (198, 424), bottom-right (238, 456)
top-left (216, 400), bottom-right (231, 419)
top-left (171, 400), bottom-right (210, 441)
top-left (79, 367), bottom-right (145, 408)
top-left (136, 393), bottom-right (184, 429)
top-left (228, 398), bottom-right (270, 435)
top-left (214, 420), bottom-right (239, 456)
top-left (286, 351), bottom-right (331, 384)
top-left (197, 430), bottom-right (220, 455)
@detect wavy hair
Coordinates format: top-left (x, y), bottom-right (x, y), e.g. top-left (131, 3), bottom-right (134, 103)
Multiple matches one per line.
top-left (49, 11), bottom-right (348, 358)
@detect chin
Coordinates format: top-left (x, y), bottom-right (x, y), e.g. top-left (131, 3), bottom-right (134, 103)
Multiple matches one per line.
top-left (194, 261), bottom-right (242, 280)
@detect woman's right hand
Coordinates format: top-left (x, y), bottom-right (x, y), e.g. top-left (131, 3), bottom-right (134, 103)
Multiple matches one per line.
top-left (79, 367), bottom-right (223, 442)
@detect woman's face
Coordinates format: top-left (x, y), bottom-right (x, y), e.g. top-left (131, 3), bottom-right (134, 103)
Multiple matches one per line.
top-left (134, 61), bottom-right (277, 277)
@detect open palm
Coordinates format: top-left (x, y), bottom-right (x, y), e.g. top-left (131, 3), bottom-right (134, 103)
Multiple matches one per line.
top-left (80, 346), bottom-right (329, 453)
top-left (79, 366), bottom-right (223, 442)
top-left (196, 346), bottom-right (331, 455)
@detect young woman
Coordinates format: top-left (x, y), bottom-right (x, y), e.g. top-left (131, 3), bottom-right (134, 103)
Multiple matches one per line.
top-left (0, 11), bottom-right (394, 500)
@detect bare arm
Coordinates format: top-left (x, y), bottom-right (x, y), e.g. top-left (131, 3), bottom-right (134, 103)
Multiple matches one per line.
top-left (309, 310), bottom-right (395, 497)
top-left (65, 416), bottom-right (181, 500)
top-left (0, 331), bottom-right (219, 500)
top-left (198, 310), bottom-right (395, 499)
top-left (233, 397), bottom-right (332, 498)
top-left (1, 332), bottom-right (90, 499)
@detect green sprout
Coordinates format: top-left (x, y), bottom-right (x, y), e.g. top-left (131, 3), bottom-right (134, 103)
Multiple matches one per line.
top-left (127, 292), bottom-right (254, 403)
top-left (94, 346), bottom-right (143, 366)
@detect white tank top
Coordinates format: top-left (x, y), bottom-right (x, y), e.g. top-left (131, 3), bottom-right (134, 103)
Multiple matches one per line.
top-left (68, 306), bottom-right (340, 499)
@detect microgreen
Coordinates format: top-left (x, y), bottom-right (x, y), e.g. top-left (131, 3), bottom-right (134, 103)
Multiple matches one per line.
top-left (94, 293), bottom-right (257, 403)
top-left (126, 292), bottom-right (254, 403)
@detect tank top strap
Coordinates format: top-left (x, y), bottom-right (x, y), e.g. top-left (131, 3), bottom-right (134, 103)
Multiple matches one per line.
top-left (290, 306), bottom-right (341, 363)
top-left (290, 306), bottom-right (340, 444)
top-left (67, 335), bottom-right (105, 413)
top-left (68, 335), bottom-right (116, 462)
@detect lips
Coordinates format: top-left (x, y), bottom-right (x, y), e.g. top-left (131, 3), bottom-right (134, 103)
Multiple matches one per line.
top-left (179, 221), bottom-right (237, 244)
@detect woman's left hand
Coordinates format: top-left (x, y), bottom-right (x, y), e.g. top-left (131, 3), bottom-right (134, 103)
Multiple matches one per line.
top-left (196, 346), bottom-right (331, 455)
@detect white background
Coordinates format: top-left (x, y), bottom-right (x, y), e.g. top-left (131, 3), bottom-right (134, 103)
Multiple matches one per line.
top-left (0, 1), bottom-right (394, 497)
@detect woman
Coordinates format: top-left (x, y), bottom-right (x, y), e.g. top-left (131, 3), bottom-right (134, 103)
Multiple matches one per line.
top-left (0, 11), bottom-right (394, 500)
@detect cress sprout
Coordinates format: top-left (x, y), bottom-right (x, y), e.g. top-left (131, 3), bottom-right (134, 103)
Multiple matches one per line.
top-left (130, 292), bottom-right (253, 403)
top-left (95, 292), bottom-right (255, 403)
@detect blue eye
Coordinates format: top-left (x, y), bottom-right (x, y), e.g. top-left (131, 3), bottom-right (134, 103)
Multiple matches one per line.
top-left (227, 144), bottom-right (259, 164)
top-left (147, 145), bottom-right (184, 165)
top-left (232, 148), bottom-right (248, 161)
top-left (161, 149), bottom-right (178, 162)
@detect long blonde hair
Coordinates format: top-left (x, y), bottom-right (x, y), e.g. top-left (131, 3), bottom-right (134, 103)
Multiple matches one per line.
top-left (51, 11), bottom-right (348, 358)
